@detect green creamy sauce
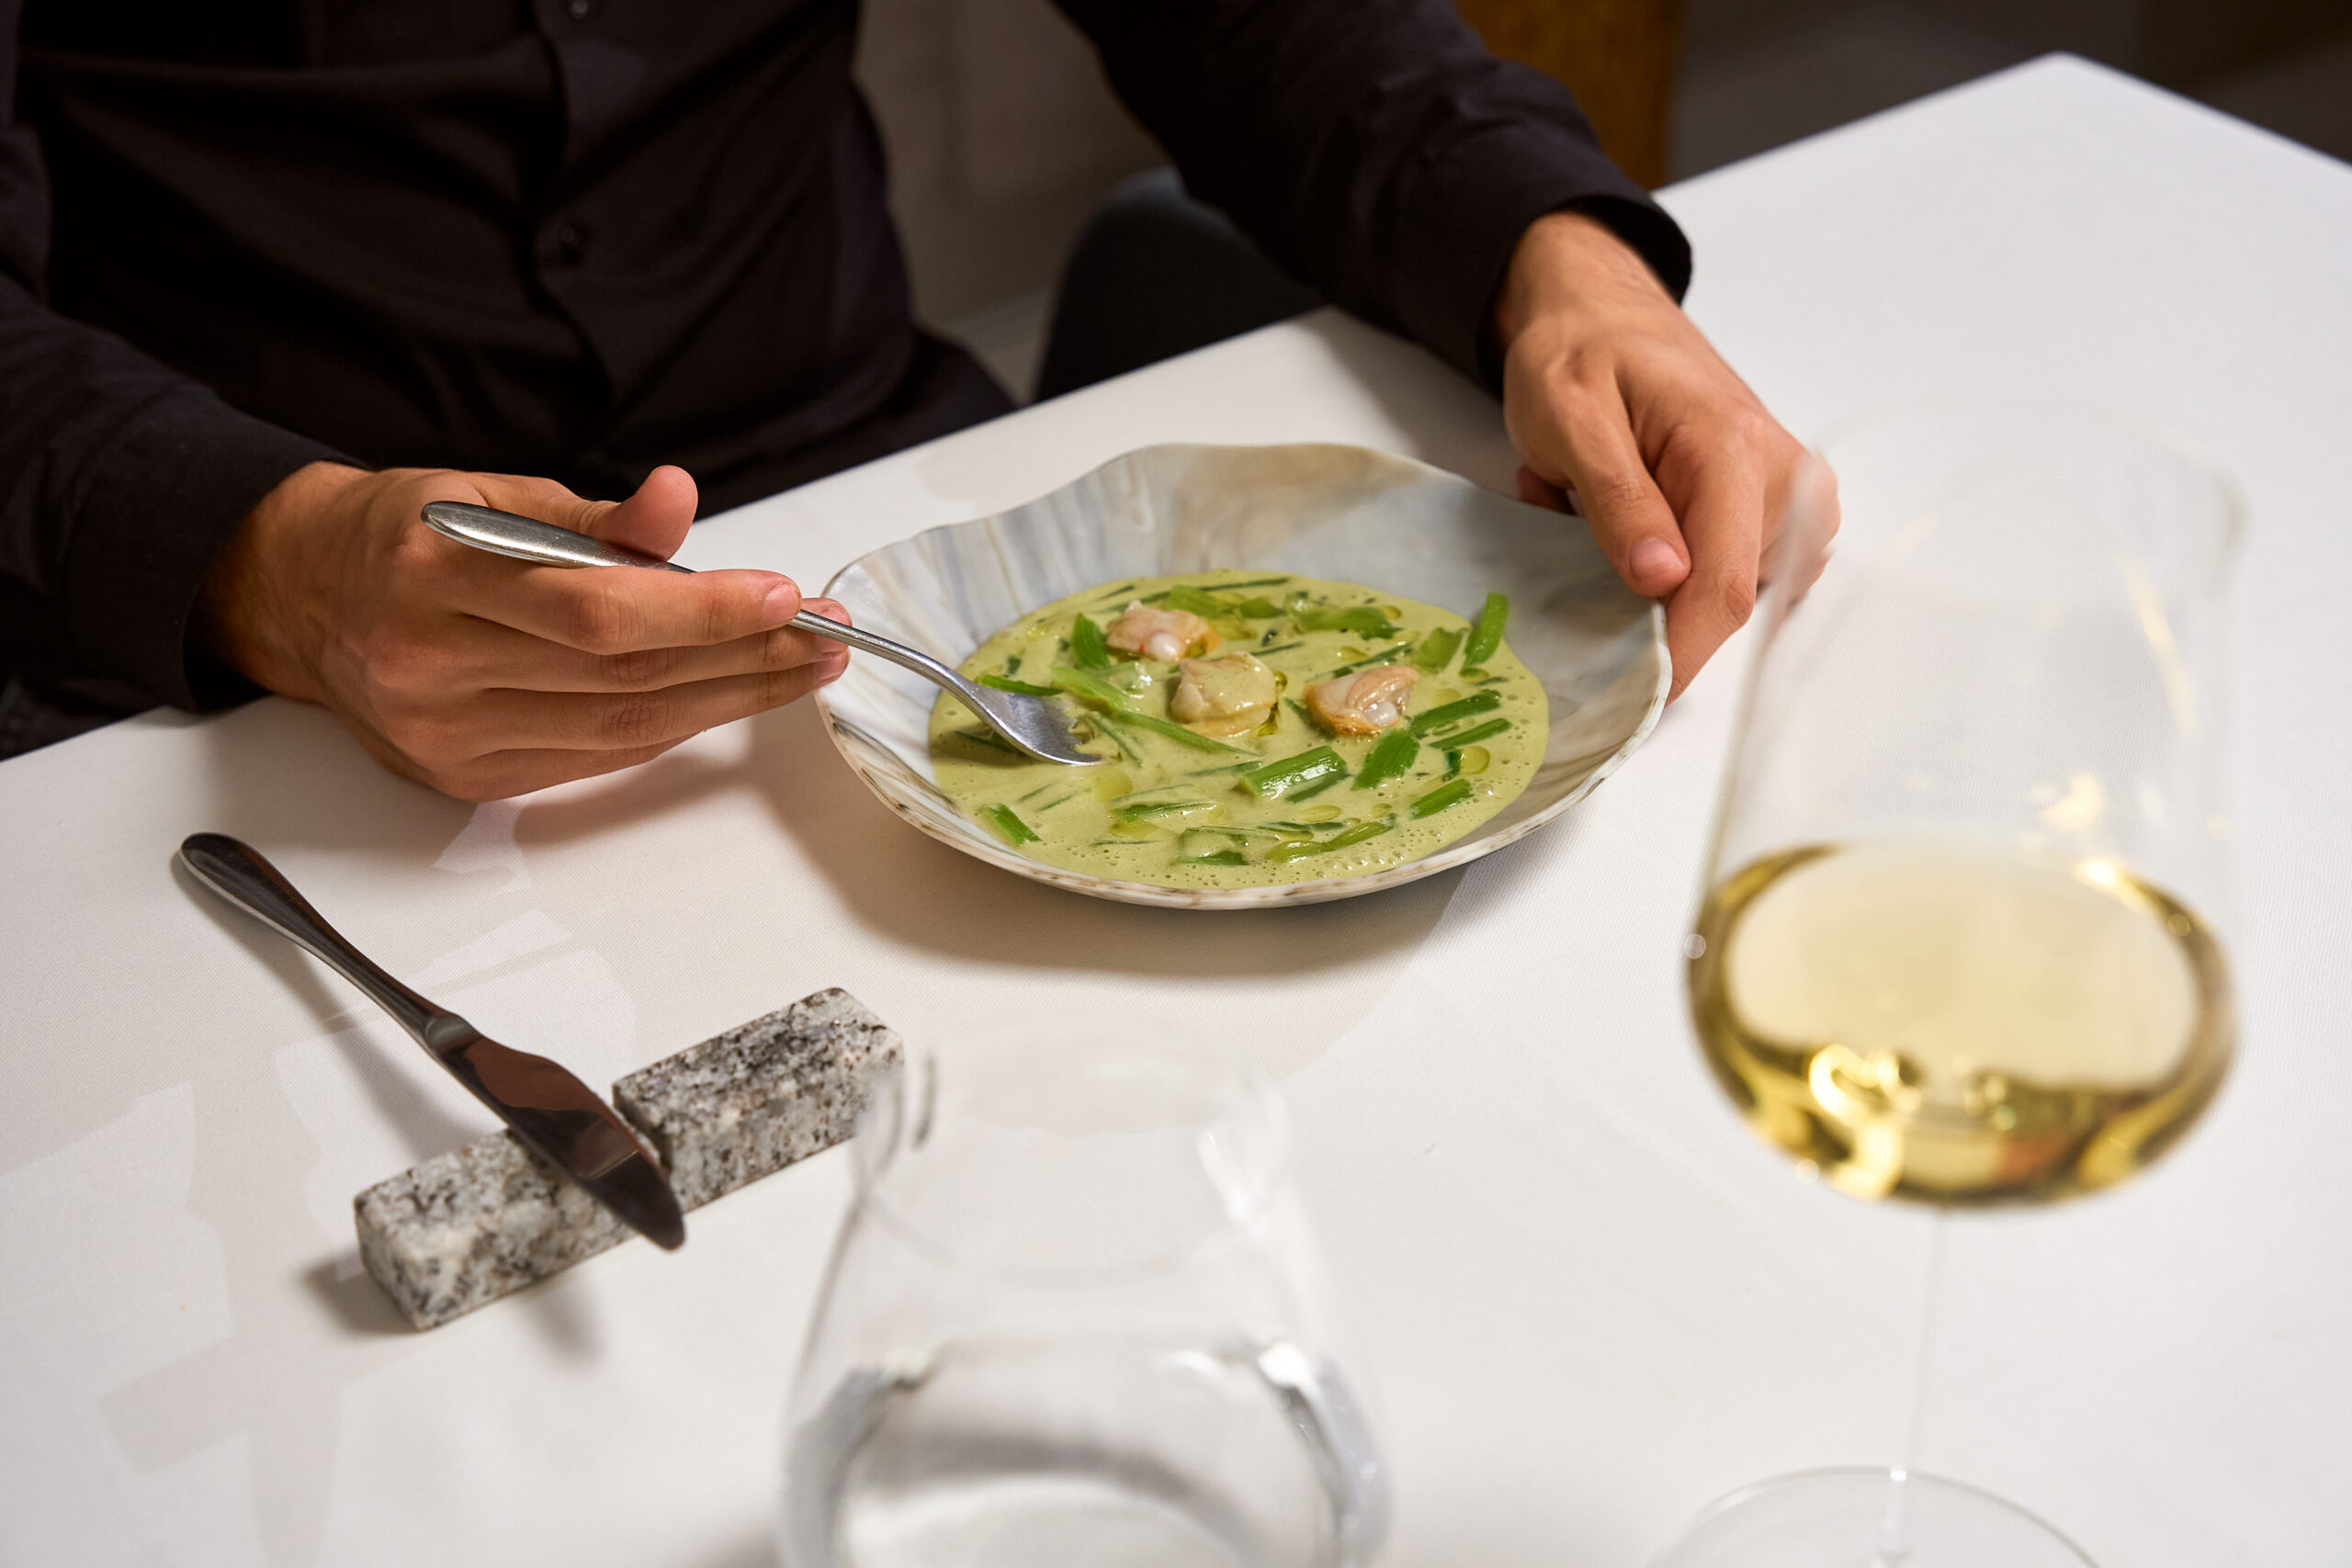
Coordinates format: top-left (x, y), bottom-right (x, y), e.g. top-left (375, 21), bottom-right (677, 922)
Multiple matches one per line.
top-left (927, 570), bottom-right (1548, 889)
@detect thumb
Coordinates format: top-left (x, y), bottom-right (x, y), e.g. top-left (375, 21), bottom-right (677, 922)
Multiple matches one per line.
top-left (584, 465), bottom-right (698, 558)
top-left (473, 465), bottom-right (699, 557)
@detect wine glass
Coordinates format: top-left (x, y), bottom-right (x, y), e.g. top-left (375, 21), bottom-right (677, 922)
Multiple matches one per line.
top-left (1666, 400), bottom-right (2244, 1561)
top-left (779, 1034), bottom-right (1387, 1568)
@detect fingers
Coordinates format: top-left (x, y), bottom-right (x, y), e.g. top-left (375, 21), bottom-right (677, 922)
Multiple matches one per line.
top-left (468, 660), bottom-right (847, 752)
top-left (1512, 373), bottom-right (1690, 599)
top-left (445, 553), bottom-right (806, 653)
top-left (471, 466), bottom-right (699, 559)
top-left (421, 598), bottom-right (853, 694)
top-left (1658, 446), bottom-right (1766, 701)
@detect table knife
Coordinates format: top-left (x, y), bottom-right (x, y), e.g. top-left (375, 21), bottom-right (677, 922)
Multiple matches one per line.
top-left (178, 832), bottom-right (686, 1250)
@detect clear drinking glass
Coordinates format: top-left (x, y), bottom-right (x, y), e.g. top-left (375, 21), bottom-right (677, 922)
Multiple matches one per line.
top-left (1670, 401), bottom-right (2244, 1560)
top-left (779, 1037), bottom-right (1387, 1568)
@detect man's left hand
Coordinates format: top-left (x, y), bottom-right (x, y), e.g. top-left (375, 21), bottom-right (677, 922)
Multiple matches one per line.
top-left (1495, 210), bottom-right (1826, 700)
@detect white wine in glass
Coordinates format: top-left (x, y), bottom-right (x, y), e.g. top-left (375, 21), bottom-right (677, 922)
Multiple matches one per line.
top-left (1660, 401), bottom-right (2244, 1565)
top-left (1689, 403), bottom-right (2241, 1206)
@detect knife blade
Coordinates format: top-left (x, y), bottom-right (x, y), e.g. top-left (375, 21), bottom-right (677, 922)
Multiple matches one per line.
top-left (177, 833), bottom-right (685, 1250)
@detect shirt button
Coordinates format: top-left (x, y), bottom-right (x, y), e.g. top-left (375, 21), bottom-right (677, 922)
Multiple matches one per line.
top-left (564, 0), bottom-right (601, 19)
top-left (552, 222), bottom-right (590, 266)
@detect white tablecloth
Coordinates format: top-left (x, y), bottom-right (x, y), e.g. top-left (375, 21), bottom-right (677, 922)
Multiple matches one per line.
top-left (3, 56), bottom-right (2346, 1567)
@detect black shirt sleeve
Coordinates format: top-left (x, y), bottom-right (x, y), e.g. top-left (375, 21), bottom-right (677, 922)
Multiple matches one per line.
top-left (0, 10), bottom-right (339, 712)
top-left (1054, 0), bottom-right (1692, 389)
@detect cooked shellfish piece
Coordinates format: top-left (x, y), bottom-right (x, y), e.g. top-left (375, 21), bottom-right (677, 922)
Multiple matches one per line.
top-left (1105, 603), bottom-right (1219, 661)
top-left (1170, 652), bottom-right (1279, 737)
top-left (1306, 663), bottom-right (1419, 735)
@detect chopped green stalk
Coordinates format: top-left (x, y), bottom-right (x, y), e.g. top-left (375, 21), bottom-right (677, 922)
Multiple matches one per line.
top-left (1296, 604), bottom-right (1401, 639)
top-left (1234, 598), bottom-right (1283, 618)
top-left (1071, 615), bottom-right (1112, 670)
top-left (1442, 750), bottom-right (1463, 781)
top-left (1174, 828), bottom-right (1249, 866)
top-left (1285, 772), bottom-right (1345, 803)
top-left (978, 672), bottom-right (1057, 695)
top-left (949, 725), bottom-right (1023, 757)
top-left (1049, 663), bottom-right (1133, 709)
top-left (1312, 648), bottom-right (1408, 681)
top-left (1408, 779), bottom-right (1475, 818)
top-left (1352, 730), bottom-right (1419, 790)
top-left (1267, 818), bottom-right (1392, 863)
top-left (1114, 799), bottom-right (1216, 822)
top-left (1263, 819), bottom-right (1344, 833)
top-left (980, 804), bottom-right (1040, 843)
top-left (1090, 583), bottom-right (1137, 605)
top-left (1035, 793), bottom-right (1080, 813)
top-left (1103, 709), bottom-right (1251, 754)
top-left (1462, 592), bottom-right (1510, 668)
top-left (1156, 583), bottom-right (1234, 616)
top-left (1180, 849), bottom-right (1248, 866)
top-left (1429, 716), bottom-right (1510, 750)
top-left (1205, 575), bottom-right (1293, 592)
top-left (1410, 626), bottom-right (1463, 672)
top-left (1409, 690), bottom-right (1501, 735)
top-left (1240, 746), bottom-right (1347, 800)
top-left (1257, 638), bottom-right (1303, 655)
top-left (1016, 780), bottom-right (1061, 802)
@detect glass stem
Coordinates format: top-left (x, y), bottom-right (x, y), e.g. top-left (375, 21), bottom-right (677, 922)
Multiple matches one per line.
top-left (1872, 1209), bottom-right (1949, 1568)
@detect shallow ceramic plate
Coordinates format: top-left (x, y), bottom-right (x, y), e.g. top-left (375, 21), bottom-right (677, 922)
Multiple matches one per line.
top-left (815, 443), bottom-right (1668, 908)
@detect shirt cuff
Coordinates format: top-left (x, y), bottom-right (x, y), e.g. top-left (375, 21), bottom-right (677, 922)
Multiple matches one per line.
top-left (58, 387), bottom-right (345, 711)
top-left (1393, 121), bottom-right (1693, 394)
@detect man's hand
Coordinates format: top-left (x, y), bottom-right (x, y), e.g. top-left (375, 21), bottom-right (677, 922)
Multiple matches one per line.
top-left (1496, 210), bottom-right (1826, 700)
top-left (198, 462), bottom-right (849, 800)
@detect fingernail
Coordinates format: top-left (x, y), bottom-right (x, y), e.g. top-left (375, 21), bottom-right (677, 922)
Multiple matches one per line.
top-left (1630, 538), bottom-right (1680, 585)
top-left (763, 582), bottom-right (798, 625)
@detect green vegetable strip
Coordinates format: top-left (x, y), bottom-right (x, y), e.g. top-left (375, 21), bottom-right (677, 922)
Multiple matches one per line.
top-left (1176, 849), bottom-right (1249, 867)
top-left (1268, 818), bottom-right (1392, 862)
top-left (980, 804), bottom-right (1040, 843)
top-left (1090, 583), bottom-right (1137, 604)
top-left (1352, 730), bottom-right (1419, 790)
top-left (951, 726), bottom-right (1023, 756)
top-left (1462, 592), bottom-right (1510, 668)
top-left (1114, 800), bottom-right (1214, 822)
top-left (1312, 648), bottom-right (1408, 681)
top-left (1102, 709), bottom-right (1251, 754)
top-left (1295, 604), bottom-right (1400, 638)
top-left (1410, 626), bottom-right (1462, 672)
top-left (1071, 615), bottom-right (1112, 670)
top-left (1204, 575), bottom-right (1293, 592)
top-left (1284, 772), bottom-right (1345, 803)
top-left (978, 672), bottom-right (1057, 695)
top-left (1240, 746), bottom-right (1346, 800)
top-left (1048, 664), bottom-right (1132, 709)
top-left (1232, 598), bottom-right (1283, 619)
top-left (1408, 690), bottom-right (1501, 735)
top-left (1157, 583), bottom-right (1236, 616)
top-left (1428, 716), bottom-right (1510, 750)
top-left (1409, 779), bottom-right (1475, 818)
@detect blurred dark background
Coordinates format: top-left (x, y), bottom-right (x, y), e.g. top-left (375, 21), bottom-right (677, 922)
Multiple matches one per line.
top-left (855, 0), bottom-right (2352, 396)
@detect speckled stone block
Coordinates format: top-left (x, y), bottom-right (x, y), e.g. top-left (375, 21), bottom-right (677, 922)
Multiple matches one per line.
top-left (353, 987), bottom-right (899, 1330)
top-left (356, 1131), bottom-right (630, 1331)
top-left (612, 987), bottom-right (899, 1210)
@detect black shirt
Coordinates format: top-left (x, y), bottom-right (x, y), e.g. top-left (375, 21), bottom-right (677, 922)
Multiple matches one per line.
top-left (0, 0), bottom-right (1689, 716)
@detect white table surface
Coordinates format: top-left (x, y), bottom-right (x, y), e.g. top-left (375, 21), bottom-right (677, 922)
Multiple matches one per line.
top-left (4, 55), bottom-right (2346, 1567)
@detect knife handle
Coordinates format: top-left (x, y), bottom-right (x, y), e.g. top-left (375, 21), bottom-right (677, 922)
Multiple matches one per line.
top-left (178, 833), bottom-right (469, 1055)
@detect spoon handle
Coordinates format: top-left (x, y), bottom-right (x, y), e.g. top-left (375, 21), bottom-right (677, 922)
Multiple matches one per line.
top-left (418, 500), bottom-right (978, 694)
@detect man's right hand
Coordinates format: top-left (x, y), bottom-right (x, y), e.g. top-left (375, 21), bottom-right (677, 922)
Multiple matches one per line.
top-left (198, 461), bottom-right (850, 801)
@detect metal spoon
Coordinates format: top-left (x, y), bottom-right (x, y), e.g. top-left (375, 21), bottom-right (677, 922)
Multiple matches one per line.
top-left (420, 501), bottom-right (1097, 766)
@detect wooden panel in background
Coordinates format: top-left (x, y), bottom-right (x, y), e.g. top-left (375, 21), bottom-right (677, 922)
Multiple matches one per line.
top-left (1456, 0), bottom-right (1681, 187)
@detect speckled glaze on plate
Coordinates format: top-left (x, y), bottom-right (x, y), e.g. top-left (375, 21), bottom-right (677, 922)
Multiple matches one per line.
top-left (814, 443), bottom-right (1669, 908)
